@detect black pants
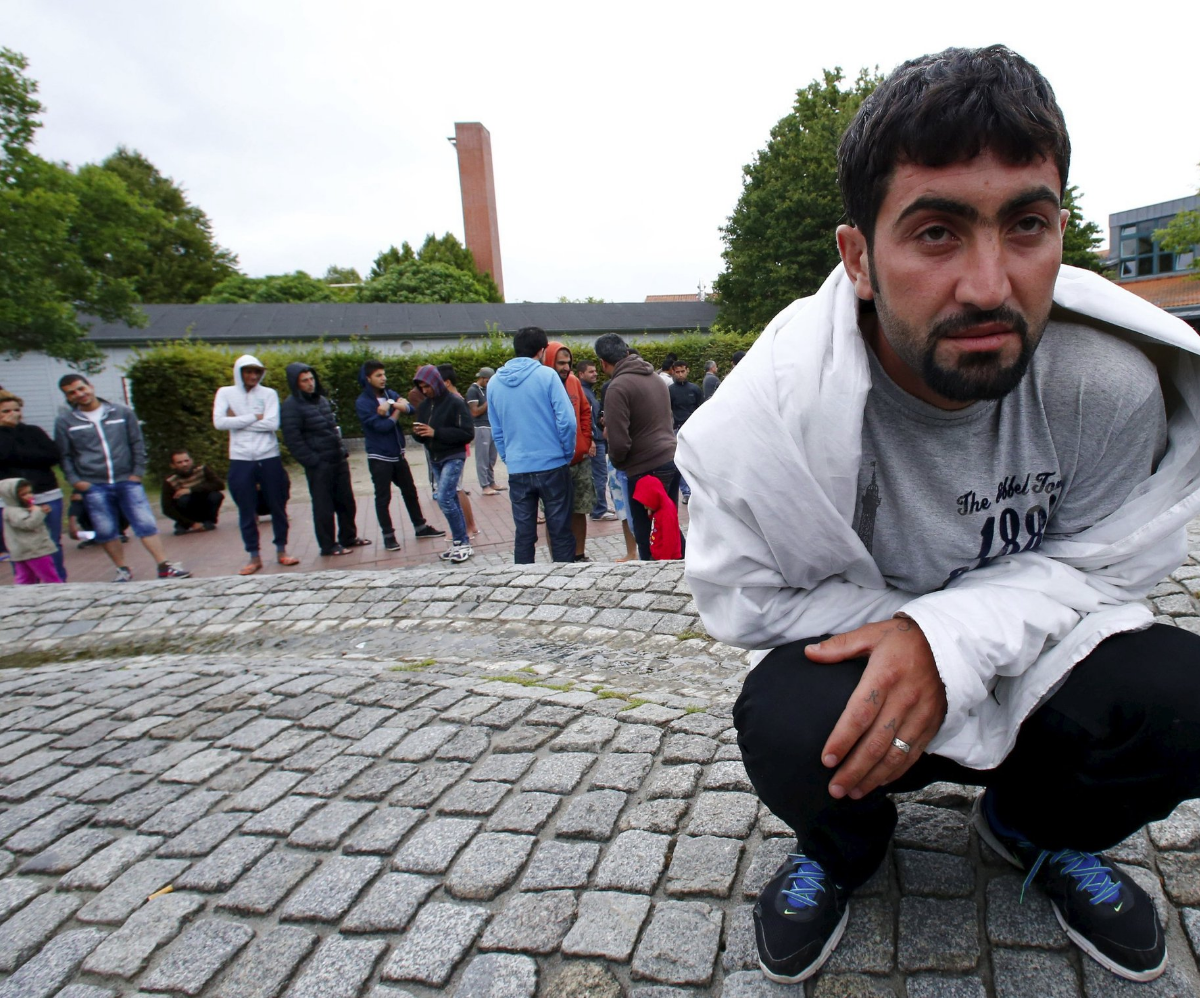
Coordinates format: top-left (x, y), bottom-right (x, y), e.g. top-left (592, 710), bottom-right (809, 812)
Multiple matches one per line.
top-left (227, 457), bottom-right (290, 554)
top-left (167, 491), bottom-right (224, 528)
top-left (734, 624), bottom-right (1200, 891)
top-left (628, 461), bottom-right (685, 561)
top-left (367, 457), bottom-right (426, 538)
top-left (305, 459), bottom-right (358, 553)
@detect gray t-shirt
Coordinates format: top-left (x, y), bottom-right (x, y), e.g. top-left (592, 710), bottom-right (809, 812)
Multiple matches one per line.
top-left (851, 319), bottom-right (1167, 594)
top-left (465, 383), bottom-right (489, 428)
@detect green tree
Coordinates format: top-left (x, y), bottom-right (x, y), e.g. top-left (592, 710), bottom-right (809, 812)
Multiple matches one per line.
top-left (557, 296), bottom-right (607, 303)
top-left (99, 147), bottom-right (238, 302)
top-left (0, 49), bottom-right (147, 368)
top-left (357, 259), bottom-right (491, 303)
top-left (200, 270), bottom-right (337, 304)
top-left (366, 233), bottom-right (502, 302)
top-left (369, 243), bottom-right (415, 280)
top-left (1060, 185), bottom-right (1107, 273)
top-left (714, 68), bottom-right (881, 332)
top-left (1154, 178), bottom-right (1200, 273)
top-left (322, 264), bottom-right (362, 284)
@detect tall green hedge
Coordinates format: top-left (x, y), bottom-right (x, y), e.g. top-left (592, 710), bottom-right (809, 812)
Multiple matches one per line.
top-left (124, 329), bottom-right (757, 481)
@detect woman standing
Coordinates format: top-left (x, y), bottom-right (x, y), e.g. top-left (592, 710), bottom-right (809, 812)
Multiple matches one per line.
top-left (0, 390), bottom-right (67, 580)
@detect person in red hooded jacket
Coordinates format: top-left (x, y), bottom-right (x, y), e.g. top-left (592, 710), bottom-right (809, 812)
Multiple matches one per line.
top-left (543, 342), bottom-right (595, 560)
top-left (631, 474), bottom-right (682, 560)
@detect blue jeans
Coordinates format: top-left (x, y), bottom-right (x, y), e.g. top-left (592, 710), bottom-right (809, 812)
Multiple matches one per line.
top-left (509, 464), bottom-right (574, 564)
top-left (590, 441), bottom-right (610, 516)
top-left (82, 481), bottom-right (158, 544)
top-left (431, 458), bottom-right (469, 546)
top-left (227, 457), bottom-right (290, 554)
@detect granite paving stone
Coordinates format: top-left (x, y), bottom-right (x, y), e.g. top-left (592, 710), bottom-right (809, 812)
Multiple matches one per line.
top-left (894, 803), bottom-right (971, 855)
top-left (669, 712), bottom-right (728, 737)
top-left (906, 978), bottom-right (988, 998)
top-left (492, 725), bottom-right (555, 753)
top-left (0, 876), bottom-right (45, 920)
top-left (57, 834), bottom-right (163, 890)
top-left (173, 835), bottom-right (275, 892)
top-left (662, 733), bottom-right (718, 764)
top-left (590, 752), bottom-right (654, 791)
top-left (479, 889), bottom-right (578, 954)
top-left (333, 705), bottom-right (396, 739)
top-left (438, 778), bottom-right (511, 815)
top-left (393, 816), bottom-right (480, 873)
top-left (702, 759), bottom-right (754, 792)
top-left (53, 985), bottom-right (116, 998)
top-left (646, 764), bottom-right (702, 799)
top-left (42, 766), bottom-right (121, 800)
top-left (1148, 800), bottom-right (1200, 851)
top-left (620, 799), bottom-right (690, 834)
top-left (521, 840), bottom-right (602, 890)
top-left (896, 848), bottom-right (976, 897)
top-left (251, 727), bottom-right (322, 762)
top-left (631, 900), bottom-right (723, 985)
top-left (522, 752), bottom-right (597, 794)
top-left (81, 890), bottom-right (205, 978)
top-left (292, 754), bottom-right (374, 796)
top-left (473, 752), bottom-right (537, 783)
top-left (389, 761), bottom-right (470, 806)
top-left (685, 791), bottom-right (759, 838)
top-left (341, 871), bottom-right (438, 933)
top-left (0, 892), bottom-right (84, 972)
top-left (991, 948), bottom-right (1079, 998)
top-left (1184, 906), bottom-right (1200, 960)
top-left (343, 726), bottom-right (407, 757)
top-left (742, 837), bottom-right (798, 899)
top-left (722, 905), bottom-right (758, 972)
top-left (0, 796), bottom-right (68, 842)
top-left (241, 795), bottom-right (326, 836)
top-left (213, 925), bottom-right (318, 998)
top-left (286, 799), bottom-right (374, 848)
top-left (266, 692), bottom-right (333, 720)
top-left (555, 789), bottom-right (628, 839)
top-left (283, 935), bottom-right (387, 998)
top-left (391, 724), bottom-right (460, 761)
top-left (19, 825), bottom-right (116, 875)
top-left (898, 897), bottom-right (981, 971)
top-left (0, 927), bottom-right (107, 998)
top-left (344, 761), bottom-right (418, 800)
top-left (283, 735), bottom-right (351, 771)
top-left (486, 792), bottom-right (561, 833)
top-left (343, 806), bottom-right (423, 854)
top-left (92, 783), bottom-right (185, 827)
top-left (665, 835), bottom-right (743, 897)
top-left (810, 975), bottom-right (898, 997)
top-left (437, 726), bottom-right (491, 761)
top-left (157, 811), bottom-right (248, 857)
top-left (380, 901), bottom-right (489, 986)
top-left (594, 830), bottom-right (671, 893)
top-left (225, 770), bottom-right (305, 811)
top-left (455, 952), bottom-right (539, 998)
top-left (824, 896), bottom-right (896, 974)
top-left (1156, 851), bottom-right (1200, 904)
top-left (561, 890), bottom-right (651, 961)
top-left (138, 788), bottom-right (227, 834)
top-left (139, 918), bottom-right (254, 996)
top-left (297, 701), bottom-right (360, 730)
top-left (1082, 955), bottom-right (1197, 996)
top-left (216, 717), bottom-right (293, 750)
top-left (984, 875), bottom-right (1069, 948)
top-left (280, 854), bottom-right (382, 922)
top-left (445, 831), bottom-right (536, 900)
top-left (160, 747), bottom-right (242, 783)
top-left (76, 858), bottom-right (189, 924)
top-left (551, 716), bottom-right (619, 751)
top-left (216, 851), bottom-right (319, 915)
top-left (542, 961), bottom-right (624, 998)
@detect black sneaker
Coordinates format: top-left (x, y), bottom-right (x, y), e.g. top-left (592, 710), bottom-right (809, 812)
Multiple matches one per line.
top-left (383, 535), bottom-right (402, 552)
top-left (753, 852), bottom-right (849, 984)
top-left (974, 790), bottom-right (1166, 982)
top-left (414, 524), bottom-right (445, 539)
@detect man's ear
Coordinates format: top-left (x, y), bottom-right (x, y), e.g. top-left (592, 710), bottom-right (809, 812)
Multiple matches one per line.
top-left (1059, 207), bottom-right (1069, 236)
top-left (837, 224), bottom-right (874, 301)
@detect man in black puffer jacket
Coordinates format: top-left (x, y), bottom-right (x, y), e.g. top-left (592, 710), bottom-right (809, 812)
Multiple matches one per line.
top-left (280, 363), bottom-right (370, 557)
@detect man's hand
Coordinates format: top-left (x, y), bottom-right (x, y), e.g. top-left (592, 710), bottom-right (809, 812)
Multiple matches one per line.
top-left (255, 413), bottom-right (264, 421)
top-left (412, 422), bottom-right (434, 439)
top-left (74, 481), bottom-right (90, 493)
top-left (805, 618), bottom-right (946, 800)
top-left (226, 406), bottom-right (236, 417)
top-left (174, 487), bottom-right (191, 498)
top-left (377, 402), bottom-right (390, 417)
top-left (588, 441), bottom-right (597, 458)
top-left (128, 475), bottom-right (142, 484)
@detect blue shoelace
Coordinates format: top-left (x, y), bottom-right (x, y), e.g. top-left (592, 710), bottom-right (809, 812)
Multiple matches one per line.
top-left (1021, 848), bottom-right (1122, 906)
top-left (781, 853), bottom-right (828, 909)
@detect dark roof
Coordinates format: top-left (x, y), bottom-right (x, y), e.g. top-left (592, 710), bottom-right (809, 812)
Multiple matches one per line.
top-left (80, 301), bottom-right (719, 344)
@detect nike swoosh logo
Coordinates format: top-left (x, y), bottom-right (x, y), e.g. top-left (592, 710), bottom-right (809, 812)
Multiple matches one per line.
top-left (1114, 902), bottom-right (1123, 912)
top-left (783, 909), bottom-right (799, 915)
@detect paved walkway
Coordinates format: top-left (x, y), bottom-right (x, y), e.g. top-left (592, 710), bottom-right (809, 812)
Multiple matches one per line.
top-left (1, 448), bottom-right (652, 587)
top-left (0, 541), bottom-right (1199, 995)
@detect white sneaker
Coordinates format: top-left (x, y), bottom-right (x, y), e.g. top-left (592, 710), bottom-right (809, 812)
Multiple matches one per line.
top-left (451, 544), bottom-right (473, 562)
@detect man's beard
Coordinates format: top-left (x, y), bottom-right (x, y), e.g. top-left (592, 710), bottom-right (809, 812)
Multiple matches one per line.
top-left (874, 297), bottom-right (1041, 402)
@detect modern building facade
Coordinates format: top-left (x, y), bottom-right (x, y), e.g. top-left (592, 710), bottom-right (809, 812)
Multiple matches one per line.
top-left (1110, 195), bottom-right (1200, 333)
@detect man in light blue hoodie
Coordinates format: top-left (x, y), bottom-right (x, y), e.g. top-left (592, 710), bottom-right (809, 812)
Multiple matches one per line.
top-left (488, 326), bottom-right (577, 563)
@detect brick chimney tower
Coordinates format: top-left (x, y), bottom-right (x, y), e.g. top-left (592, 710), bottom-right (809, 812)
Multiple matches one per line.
top-left (451, 122), bottom-right (504, 299)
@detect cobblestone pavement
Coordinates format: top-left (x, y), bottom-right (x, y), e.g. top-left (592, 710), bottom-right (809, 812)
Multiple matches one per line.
top-left (2, 533), bottom-right (1200, 996)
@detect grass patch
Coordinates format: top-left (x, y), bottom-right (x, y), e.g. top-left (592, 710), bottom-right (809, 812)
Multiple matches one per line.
top-left (618, 698), bottom-right (649, 711)
top-left (683, 705), bottom-right (707, 715)
top-left (389, 657), bottom-right (436, 672)
top-left (676, 630), bottom-right (710, 642)
top-left (494, 675), bottom-right (574, 692)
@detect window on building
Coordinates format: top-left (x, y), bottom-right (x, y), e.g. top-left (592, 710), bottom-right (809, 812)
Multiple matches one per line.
top-left (1118, 214), bottom-right (1199, 278)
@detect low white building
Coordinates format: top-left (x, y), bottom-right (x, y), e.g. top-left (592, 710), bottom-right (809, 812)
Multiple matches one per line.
top-left (1, 300), bottom-right (719, 432)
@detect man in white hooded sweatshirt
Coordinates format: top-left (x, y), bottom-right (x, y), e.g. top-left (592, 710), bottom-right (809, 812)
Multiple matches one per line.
top-left (213, 355), bottom-right (298, 575)
top-left (677, 45), bottom-right (1200, 986)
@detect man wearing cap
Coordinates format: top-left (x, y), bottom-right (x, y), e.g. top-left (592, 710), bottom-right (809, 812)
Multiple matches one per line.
top-left (466, 368), bottom-right (502, 496)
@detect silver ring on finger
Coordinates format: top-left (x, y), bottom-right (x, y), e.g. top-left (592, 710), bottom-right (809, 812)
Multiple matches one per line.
top-left (891, 736), bottom-right (912, 754)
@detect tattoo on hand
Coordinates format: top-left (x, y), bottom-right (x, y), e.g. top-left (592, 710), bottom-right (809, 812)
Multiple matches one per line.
top-left (865, 690), bottom-right (879, 705)
top-left (884, 717), bottom-right (896, 731)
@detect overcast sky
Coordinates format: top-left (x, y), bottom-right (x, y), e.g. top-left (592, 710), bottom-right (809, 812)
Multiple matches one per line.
top-left (6, 0), bottom-right (1198, 304)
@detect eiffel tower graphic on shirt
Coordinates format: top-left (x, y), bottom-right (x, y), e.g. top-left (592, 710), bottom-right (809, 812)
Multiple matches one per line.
top-left (856, 461), bottom-right (881, 554)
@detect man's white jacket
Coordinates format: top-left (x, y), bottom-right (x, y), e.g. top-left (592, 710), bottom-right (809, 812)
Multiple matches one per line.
top-left (676, 266), bottom-right (1200, 769)
top-left (212, 354), bottom-right (282, 462)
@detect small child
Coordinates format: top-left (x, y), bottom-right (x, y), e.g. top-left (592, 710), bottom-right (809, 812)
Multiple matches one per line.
top-left (0, 478), bottom-right (65, 584)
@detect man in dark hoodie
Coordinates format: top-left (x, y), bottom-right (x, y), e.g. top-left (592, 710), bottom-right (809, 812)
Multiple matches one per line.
top-left (280, 363), bottom-right (370, 556)
top-left (411, 365), bottom-right (475, 563)
top-left (355, 360), bottom-right (445, 552)
top-left (594, 333), bottom-right (680, 560)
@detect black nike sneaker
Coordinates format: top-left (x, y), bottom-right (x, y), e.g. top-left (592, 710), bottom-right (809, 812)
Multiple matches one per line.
top-left (753, 852), bottom-right (850, 983)
top-left (974, 789), bottom-right (1166, 982)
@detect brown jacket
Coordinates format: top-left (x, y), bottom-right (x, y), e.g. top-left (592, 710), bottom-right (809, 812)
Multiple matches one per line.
top-left (601, 354), bottom-right (676, 476)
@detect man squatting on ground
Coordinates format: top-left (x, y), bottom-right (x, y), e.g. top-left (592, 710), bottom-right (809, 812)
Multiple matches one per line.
top-left (354, 360), bottom-right (445, 551)
top-left (212, 355), bottom-right (298, 575)
top-left (161, 449), bottom-right (224, 535)
top-left (677, 45), bottom-right (1200, 985)
top-left (281, 363), bottom-right (371, 558)
top-left (488, 326), bottom-right (577, 564)
top-left (55, 374), bottom-right (191, 582)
